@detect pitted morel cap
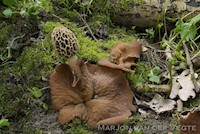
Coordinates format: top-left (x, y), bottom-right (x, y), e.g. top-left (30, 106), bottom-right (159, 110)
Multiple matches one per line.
top-left (51, 26), bottom-right (79, 58)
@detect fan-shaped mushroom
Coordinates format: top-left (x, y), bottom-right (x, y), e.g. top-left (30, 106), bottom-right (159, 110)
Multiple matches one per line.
top-left (98, 40), bottom-right (142, 73)
top-left (50, 61), bottom-right (137, 128)
top-left (51, 26), bottom-right (81, 87)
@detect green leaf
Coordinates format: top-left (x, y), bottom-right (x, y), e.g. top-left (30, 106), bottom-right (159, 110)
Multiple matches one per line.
top-left (186, 24), bottom-right (197, 41)
top-left (166, 17), bottom-right (178, 23)
top-left (157, 22), bottom-right (163, 29)
top-left (174, 20), bottom-right (184, 33)
top-left (145, 28), bottom-right (155, 39)
top-left (42, 103), bottom-right (48, 110)
top-left (31, 87), bottom-right (42, 98)
top-left (152, 66), bottom-right (161, 75)
top-left (132, 75), bottom-right (143, 87)
top-left (175, 51), bottom-right (186, 61)
top-left (148, 66), bottom-right (161, 84)
top-left (149, 75), bottom-right (160, 84)
top-left (3, 0), bottom-right (17, 6)
top-left (3, 8), bottom-right (13, 17)
top-left (0, 119), bottom-right (10, 128)
top-left (190, 14), bottom-right (200, 24)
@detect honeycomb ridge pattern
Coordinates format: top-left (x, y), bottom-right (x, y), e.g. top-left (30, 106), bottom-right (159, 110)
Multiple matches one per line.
top-left (51, 26), bottom-right (79, 58)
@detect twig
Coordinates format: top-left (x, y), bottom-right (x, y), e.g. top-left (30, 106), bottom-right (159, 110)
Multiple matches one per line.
top-left (143, 43), bottom-right (166, 53)
top-left (148, 84), bottom-right (170, 93)
top-left (181, 9), bottom-right (198, 20)
top-left (0, 61), bottom-right (15, 67)
top-left (191, 50), bottom-right (200, 60)
top-left (75, 10), bottom-right (98, 42)
top-left (183, 42), bottom-right (200, 92)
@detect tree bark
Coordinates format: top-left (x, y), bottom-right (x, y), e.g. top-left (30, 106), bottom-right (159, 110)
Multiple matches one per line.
top-left (110, 0), bottom-right (200, 27)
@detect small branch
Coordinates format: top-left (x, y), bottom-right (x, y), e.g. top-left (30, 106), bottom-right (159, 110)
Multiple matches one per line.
top-left (135, 84), bottom-right (171, 93)
top-left (183, 42), bottom-right (200, 93)
top-left (191, 50), bottom-right (200, 60)
top-left (75, 10), bottom-right (98, 42)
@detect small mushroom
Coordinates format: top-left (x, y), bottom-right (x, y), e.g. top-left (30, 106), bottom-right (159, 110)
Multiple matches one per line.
top-left (51, 26), bottom-right (81, 87)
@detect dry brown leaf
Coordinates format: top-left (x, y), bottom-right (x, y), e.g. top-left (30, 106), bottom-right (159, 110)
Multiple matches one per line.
top-left (180, 109), bottom-right (200, 134)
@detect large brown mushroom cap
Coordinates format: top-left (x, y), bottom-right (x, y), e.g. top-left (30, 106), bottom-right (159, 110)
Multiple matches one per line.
top-left (50, 61), bottom-right (137, 128)
top-left (51, 26), bottom-right (79, 58)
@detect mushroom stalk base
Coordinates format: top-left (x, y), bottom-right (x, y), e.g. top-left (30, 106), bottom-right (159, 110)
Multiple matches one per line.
top-left (67, 55), bottom-right (82, 87)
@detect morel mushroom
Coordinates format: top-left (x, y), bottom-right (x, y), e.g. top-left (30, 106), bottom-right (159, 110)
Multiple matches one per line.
top-left (51, 26), bottom-right (81, 87)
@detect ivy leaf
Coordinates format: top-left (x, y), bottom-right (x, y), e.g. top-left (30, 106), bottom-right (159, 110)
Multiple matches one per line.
top-left (31, 87), bottom-right (42, 98)
top-left (0, 119), bottom-right (10, 128)
top-left (3, 8), bottom-right (13, 17)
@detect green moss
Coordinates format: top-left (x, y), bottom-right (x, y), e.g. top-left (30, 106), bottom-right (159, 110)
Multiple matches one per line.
top-left (63, 118), bottom-right (92, 134)
top-left (170, 112), bottom-right (180, 134)
top-left (129, 62), bottom-right (150, 88)
top-left (116, 114), bottom-right (146, 134)
top-left (0, 85), bottom-right (22, 118)
top-left (184, 95), bottom-right (200, 109)
top-left (0, 25), bottom-right (11, 46)
top-left (40, 0), bottom-right (53, 12)
top-left (42, 21), bottom-right (136, 62)
top-left (42, 21), bottom-right (63, 34)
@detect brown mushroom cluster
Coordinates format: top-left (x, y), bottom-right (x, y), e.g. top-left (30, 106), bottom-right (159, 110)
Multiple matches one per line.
top-left (50, 26), bottom-right (143, 128)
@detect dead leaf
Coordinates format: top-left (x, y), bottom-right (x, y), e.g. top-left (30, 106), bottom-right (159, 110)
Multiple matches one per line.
top-left (170, 78), bottom-right (181, 99)
top-left (177, 99), bottom-right (183, 112)
top-left (133, 93), bottom-right (176, 114)
top-left (180, 109), bottom-right (200, 134)
top-left (170, 70), bottom-right (197, 101)
top-left (165, 45), bottom-right (173, 60)
top-left (144, 94), bottom-right (176, 114)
